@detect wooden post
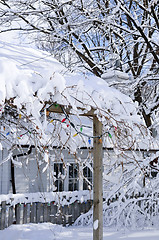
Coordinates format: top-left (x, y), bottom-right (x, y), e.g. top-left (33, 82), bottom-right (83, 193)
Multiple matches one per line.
top-left (36, 202), bottom-right (42, 223)
top-left (93, 116), bottom-right (103, 240)
top-left (50, 203), bottom-right (57, 224)
top-left (15, 204), bottom-right (21, 224)
top-left (0, 201), bottom-right (6, 230)
top-left (30, 203), bottom-right (36, 223)
top-left (43, 203), bottom-right (48, 222)
top-left (11, 161), bottom-right (16, 194)
top-left (23, 204), bottom-right (28, 224)
top-left (8, 206), bottom-right (13, 227)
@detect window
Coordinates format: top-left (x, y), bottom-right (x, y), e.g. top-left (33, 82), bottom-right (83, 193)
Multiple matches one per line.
top-left (83, 165), bottom-right (92, 190)
top-left (52, 162), bottom-right (92, 192)
top-left (68, 163), bottom-right (79, 191)
top-left (54, 163), bottom-right (64, 192)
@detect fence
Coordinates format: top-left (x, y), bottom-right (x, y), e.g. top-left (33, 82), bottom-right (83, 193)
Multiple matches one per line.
top-left (0, 191), bottom-right (93, 230)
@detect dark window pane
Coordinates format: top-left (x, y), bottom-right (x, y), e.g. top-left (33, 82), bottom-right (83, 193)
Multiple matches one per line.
top-left (74, 180), bottom-right (79, 191)
top-left (69, 164), bottom-right (73, 178)
top-left (83, 167), bottom-right (87, 177)
top-left (83, 180), bottom-right (87, 190)
top-left (83, 165), bottom-right (92, 190)
top-left (74, 165), bottom-right (78, 178)
top-left (54, 163), bottom-right (64, 192)
top-left (69, 179), bottom-right (73, 191)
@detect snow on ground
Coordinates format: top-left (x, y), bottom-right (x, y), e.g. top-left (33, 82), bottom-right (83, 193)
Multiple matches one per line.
top-left (1, 223), bottom-right (159, 240)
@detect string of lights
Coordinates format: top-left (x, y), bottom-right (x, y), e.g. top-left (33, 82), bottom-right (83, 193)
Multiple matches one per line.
top-left (0, 103), bottom-right (114, 144)
top-left (58, 105), bottom-right (113, 140)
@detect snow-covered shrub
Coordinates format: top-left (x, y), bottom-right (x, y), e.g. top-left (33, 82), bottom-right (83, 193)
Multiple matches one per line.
top-left (75, 150), bottom-right (159, 230)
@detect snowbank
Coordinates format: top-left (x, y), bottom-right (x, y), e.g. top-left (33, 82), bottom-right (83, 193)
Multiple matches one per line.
top-left (1, 223), bottom-right (159, 240)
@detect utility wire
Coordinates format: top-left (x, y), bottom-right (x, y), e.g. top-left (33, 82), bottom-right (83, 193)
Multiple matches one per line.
top-left (17, 43), bottom-right (159, 70)
top-left (19, 53), bottom-right (53, 67)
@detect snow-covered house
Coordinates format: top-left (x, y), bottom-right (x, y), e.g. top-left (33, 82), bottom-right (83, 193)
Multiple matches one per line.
top-left (0, 42), bottom-right (155, 196)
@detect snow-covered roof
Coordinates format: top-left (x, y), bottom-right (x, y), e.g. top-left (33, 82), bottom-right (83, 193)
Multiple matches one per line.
top-left (0, 42), bottom-right (136, 118)
top-left (0, 41), bottom-right (65, 106)
top-left (0, 42), bottom-right (152, 151)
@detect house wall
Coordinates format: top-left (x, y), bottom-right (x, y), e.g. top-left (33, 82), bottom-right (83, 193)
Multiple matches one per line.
top-left (14, 147), bottom-right (48, 193)
top-left (0, 149), bottom-right (11, 194)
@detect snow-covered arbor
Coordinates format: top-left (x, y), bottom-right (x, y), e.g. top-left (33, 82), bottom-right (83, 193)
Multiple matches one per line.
top-left (0, 41), bottom-right (150, 165)
top-left (0, 41), bottom-right (156, 238)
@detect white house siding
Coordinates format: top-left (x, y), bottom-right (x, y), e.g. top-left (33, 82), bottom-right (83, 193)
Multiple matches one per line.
top-left (0, 149), bottom-right (11, 194)
top-left (15, 158), bottom-right (48, 193)
top-left (14, 147), bottom-right (48, 193)
top-left (14, 164), bottom-right (29, 193)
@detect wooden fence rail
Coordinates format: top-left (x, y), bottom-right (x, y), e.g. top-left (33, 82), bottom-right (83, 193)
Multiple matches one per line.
top-left (0, 200), bottom-right (92, 230)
